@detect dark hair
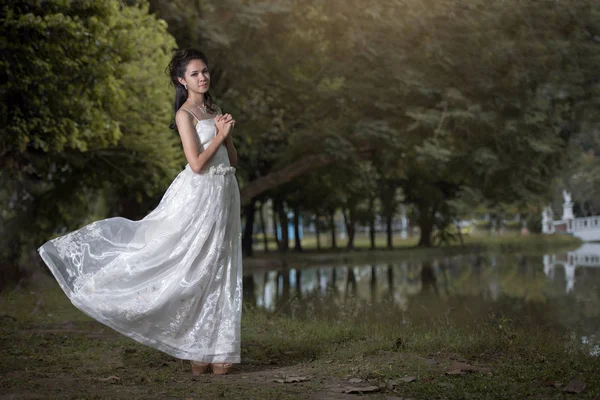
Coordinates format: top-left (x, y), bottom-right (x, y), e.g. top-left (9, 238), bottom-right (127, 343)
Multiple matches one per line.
top-left (167, 49), bottom-right (217, 130)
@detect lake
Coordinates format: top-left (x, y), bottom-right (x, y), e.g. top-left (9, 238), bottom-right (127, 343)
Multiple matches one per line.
top-left (243, 244), bottom-right (600, 356)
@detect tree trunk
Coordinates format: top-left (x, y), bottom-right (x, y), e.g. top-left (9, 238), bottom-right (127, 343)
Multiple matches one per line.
top-left (240, 154), bottom-right (336, 205)
top-left (386, 214), bottom-right (393, 249)
top-left (242, 198), bottom-right (256, 257)
top-left (417, 203), bottom-right (435, 248)
top-left (271, 201), bottom-right (280, 249)
top-left (259, 201), bottom-right (269, 252)
top-left (275, 198), bottom-right (289, 252)
top-left (329, 209), bottom-right (337, 249)
top-left (315, 213), bottom-right (321, 250)
top-left (342, 208), bottom-right (356, 250)
top-left (293, 206), bottom-right (302, 252)
top-left (368, 197), bottom-right (376, 250)
top-left (239, 144), bottom-right (375, 205)
top-left (418, 221), bottom-right (434, 247)
top-left (369, 218), bottom-right (376, 250)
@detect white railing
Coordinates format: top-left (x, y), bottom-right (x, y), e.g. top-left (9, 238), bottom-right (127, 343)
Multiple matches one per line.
top-left (572, 216), bottom-right (600, 231)
top-left (568, 252), bottom-right (600, 267)
top-left (547, 253), bottom-right (600, 268)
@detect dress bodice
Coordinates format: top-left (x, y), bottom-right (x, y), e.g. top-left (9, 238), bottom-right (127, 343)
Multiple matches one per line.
top-left (193, 119), bottom-right (234, 175)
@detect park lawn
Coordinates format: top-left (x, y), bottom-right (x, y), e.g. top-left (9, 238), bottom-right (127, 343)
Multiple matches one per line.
top-left (249, 233), bottom-right (582, 268)
top-left (253, 231), bottom-right (581, 252)
top-left (1, 277), bottom-right (598, 400)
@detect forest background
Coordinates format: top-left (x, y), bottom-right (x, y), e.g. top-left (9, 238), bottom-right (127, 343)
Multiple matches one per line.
top-left (2, 0), bottom-right (600, 286)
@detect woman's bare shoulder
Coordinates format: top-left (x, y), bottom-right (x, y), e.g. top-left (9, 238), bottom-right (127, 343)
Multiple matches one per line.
top-left (176, 107), bottom-right (195, 124)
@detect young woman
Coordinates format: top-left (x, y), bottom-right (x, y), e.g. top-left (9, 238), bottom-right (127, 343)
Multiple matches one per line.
top-left (38, 49), bottom-right (242, 376)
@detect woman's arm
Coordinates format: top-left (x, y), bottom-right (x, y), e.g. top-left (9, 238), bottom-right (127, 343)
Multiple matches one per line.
top-left (213, 105), bottom-right (238, 167)
top-left (175, 110), bottom-right (227, 173)
top-left (224, 127), bottom-right (238, 167)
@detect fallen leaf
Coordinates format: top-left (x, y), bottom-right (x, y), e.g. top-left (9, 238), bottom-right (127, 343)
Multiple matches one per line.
top-left (348, 378), bottom-right (363, 384)
top-left (446, 368), bottom-right (464, 375)
top-left (542, 380), bottom-right (563, 388)
top-left (564, 378), bottom-right (586, 394)
top-left (274, 376), bottom-right (310, 383)
top-left (399, 376), bottom-right (417, 383)
top-left (343, 385), bottom-right (381, 394)
top-left (387, 376), bottom-right (417, 388)
top-left (446, 361), bottom-right (491, 375)
top-left (97, 375), bottom-right (121, 384)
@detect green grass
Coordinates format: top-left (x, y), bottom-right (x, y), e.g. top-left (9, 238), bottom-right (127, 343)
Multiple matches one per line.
top-left (1, 282), bottom-right (599, 399)
top-left (254, 231), bottom-right (581, 251)
top-left (249, 233), bottom-right (582, 268)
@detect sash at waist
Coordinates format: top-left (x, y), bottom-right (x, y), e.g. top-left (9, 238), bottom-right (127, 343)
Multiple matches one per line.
top-left (185, 164), bottom-right (236, 176)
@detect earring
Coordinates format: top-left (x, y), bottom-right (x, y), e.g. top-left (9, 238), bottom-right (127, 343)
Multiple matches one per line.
top-left (184, 83), bottom-right (188, 90)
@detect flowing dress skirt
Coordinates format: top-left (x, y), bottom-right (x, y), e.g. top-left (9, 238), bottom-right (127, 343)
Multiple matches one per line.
top-left (38, 164), bottom-right (242, 363)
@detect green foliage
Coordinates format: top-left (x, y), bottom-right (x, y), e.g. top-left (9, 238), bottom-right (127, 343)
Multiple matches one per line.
top-left (3, 0), bottom-right (600, 276)
top-left (150, 0), bottom-right (600, 249)
top-left (527, 212), bottom-right (543, 234)
top-left (0, 0), bottom-right (180, 268)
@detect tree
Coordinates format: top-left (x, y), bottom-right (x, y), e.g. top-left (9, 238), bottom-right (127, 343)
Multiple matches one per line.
top-left (345, 0), bottom-right (600, 246)
top-left (1, 0), bottom-right (180, 280)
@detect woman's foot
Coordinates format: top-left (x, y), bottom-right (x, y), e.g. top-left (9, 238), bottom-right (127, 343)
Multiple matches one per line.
top-left (211, 363), bottom-right (232, 375)
top-left (190, 361), bottom-right (210, 375)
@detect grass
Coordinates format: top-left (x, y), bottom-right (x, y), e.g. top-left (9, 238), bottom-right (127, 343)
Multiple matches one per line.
top-left (256, 231), bottom-right (582, 252)
top-left (1, 281), bottom-right (599, 399)
top-left (249, 233), bottom-right (583, 268)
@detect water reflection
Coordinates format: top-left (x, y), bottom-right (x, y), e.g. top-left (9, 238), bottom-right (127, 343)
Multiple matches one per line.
top-left (544, 243), bottom-right (600, 293)
top-left (244, 245), bottom-right (600, 355)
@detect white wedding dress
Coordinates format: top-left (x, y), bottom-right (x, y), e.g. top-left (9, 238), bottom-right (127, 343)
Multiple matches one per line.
top-left (38, 116), bottom-right (242, 363)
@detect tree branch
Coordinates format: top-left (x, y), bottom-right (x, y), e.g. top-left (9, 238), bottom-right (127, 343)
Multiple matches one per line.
top-left (240, 153), bottom-right (335, 204)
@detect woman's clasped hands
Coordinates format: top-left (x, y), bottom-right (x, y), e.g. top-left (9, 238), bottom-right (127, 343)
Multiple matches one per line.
top-left (214, 113), bottom-right (235, 138)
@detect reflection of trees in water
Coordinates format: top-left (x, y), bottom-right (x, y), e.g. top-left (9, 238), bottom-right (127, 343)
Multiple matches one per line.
top-left (440, 257), bottom-right (453, 296)
top-left (247, 255), bottom-right (600, 338)
top-left (420, 261), bottom-right (438, 295)
top-left (346, 266), bottom-right (357, 301)
top-left (370, 265), bottom-right (377, 305)
top-left (296, 269), bottom-right (302, 300)
top-left (243, 275), bottom-right (255, 305)
top-left (330, 267), bottom-right (337, 290)
top-left (273, 269), bottom-right (291, 314)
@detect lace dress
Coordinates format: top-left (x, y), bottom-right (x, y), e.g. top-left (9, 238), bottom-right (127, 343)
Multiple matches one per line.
top-left (38, 115), bottom-right (242, 363)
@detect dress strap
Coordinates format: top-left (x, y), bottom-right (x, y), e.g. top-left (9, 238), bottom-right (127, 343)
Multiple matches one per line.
top-left (180, 108), bottom-right (202, 124)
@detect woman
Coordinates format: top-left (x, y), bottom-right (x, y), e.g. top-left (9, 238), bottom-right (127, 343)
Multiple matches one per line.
top-left (38, 49), bottom-right (242, 376)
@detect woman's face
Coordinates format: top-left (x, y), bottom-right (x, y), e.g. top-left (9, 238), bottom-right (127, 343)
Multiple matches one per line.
top-left (180, 59), bottom-right (210, 93)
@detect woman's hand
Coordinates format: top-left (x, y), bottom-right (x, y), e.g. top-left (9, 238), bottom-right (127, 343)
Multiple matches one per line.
top-left (214, 114), bottom-right (236, 138)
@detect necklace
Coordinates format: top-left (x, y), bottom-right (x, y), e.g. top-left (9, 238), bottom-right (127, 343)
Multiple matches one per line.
top-left (190, 99), bottom-right (207, 114)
